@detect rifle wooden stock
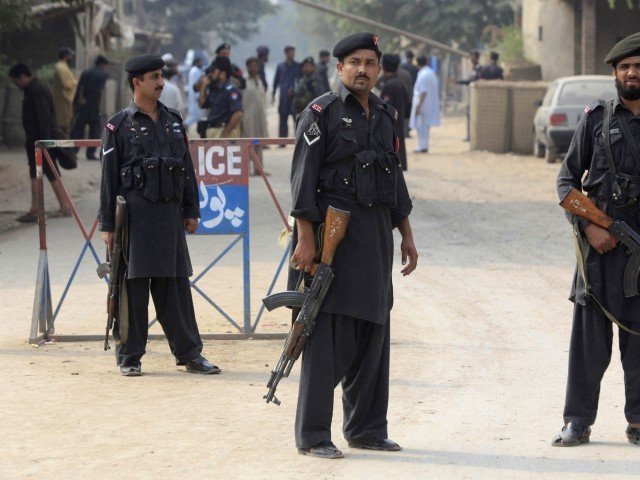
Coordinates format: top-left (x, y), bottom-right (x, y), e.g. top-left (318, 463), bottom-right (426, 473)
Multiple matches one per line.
top-left (560, 188), bottom-right (613, 229)
top-left (320, 207), bottom-right (350, 266)
top-left (300, 207), bottom-right (351, 275)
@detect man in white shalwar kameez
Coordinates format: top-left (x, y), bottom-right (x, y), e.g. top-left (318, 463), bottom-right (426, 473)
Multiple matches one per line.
top-left (409, 56), bottom-right (440, 153)
top-left (185, 56), bottom-right (205, 133)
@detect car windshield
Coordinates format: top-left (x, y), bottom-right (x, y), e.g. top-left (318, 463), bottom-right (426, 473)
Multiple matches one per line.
top-left (557, 80), bottom-right (616, 106)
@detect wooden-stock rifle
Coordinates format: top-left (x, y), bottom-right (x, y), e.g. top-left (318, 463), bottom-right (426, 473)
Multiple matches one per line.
top-left (262, 206), bottom-right (350, 405)
top-left (560, 187), bottom-right (640, 297)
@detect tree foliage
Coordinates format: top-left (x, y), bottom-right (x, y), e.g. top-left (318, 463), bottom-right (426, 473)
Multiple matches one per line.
top-left (142, 0), bottom-right (278, 57)
top-left (322, 0), bottom-right (515, 53)
top-left (0, 0), bottom-right (85, 32)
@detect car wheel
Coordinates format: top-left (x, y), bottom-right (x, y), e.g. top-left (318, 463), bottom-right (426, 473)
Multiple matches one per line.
top-left (533, 137), bottom-right (545, 158)
top-left (545, 146), bottom-right (559, 164)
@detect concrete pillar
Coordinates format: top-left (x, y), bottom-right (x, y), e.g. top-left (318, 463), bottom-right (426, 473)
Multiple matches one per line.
top-left (581, 0), bottom-right (596, 74)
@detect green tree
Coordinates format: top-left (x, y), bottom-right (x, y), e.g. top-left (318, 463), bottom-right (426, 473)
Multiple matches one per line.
top-left (322, 0), bottom-right (515, 53)
top-left (142, 0), bottom-right (278, 57)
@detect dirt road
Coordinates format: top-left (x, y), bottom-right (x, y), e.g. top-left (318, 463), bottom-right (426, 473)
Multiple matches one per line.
top-left (1, 115), bottom-right (638, 479)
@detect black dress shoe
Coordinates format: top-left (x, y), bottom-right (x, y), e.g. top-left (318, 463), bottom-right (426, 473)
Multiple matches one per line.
top-left (626, 425), bottom-right (640, 445)
top-left (551, 422), bottom-right (591, 447)
top-left (185, 356), bottom-right (221, 374)
top-left (347, 438), bottom-right (402, 451)
top-left (298, 440), bottom-right (343, 459)
top-left (120, 364), bottom-right (141, 376)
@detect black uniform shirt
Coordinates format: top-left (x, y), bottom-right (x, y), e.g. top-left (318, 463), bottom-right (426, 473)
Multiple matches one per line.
top-left (202, 80), bottom-right (243, 125)
top-left (98, 101), bottom-right (200, 278)
top-left (557, 95), bottom-right (640, 321)
top-left (74, 67), bottom-right (109, 118)
top-left (22, 77), bottom-right (55, 139)
top-left (289, 81), bottom-right (412, 324)
top-left (478, 64), bottom-right (504, 80)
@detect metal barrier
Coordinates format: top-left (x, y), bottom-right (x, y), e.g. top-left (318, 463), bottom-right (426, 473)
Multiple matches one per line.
top-left (30, 137), bottom-right (294, 344)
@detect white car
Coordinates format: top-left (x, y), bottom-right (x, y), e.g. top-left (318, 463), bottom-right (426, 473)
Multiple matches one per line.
top-left (533, 75), bottom-right (617, 163)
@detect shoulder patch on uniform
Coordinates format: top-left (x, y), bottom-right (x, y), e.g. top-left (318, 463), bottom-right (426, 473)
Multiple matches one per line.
top-left (230, 91), bottom-right (239, 100)
top-left (307, 91), bottom-right (339, 116)
top-left (584, 99), bottom-right (605, 115)
top-left (303, 121), bottom-right (322, 146)
top-left (105, 109), bottom-right (127, 133)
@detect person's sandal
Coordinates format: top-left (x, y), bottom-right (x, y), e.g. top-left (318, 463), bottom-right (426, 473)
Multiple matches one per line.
top-left (298, 440), bottom-right (343, 459)
top-left (551, 422), bottom-right (591, 447)
top-left (16, 212), bottom-right (38, 223)
top-left (347, 438), bottom-right (402, 451)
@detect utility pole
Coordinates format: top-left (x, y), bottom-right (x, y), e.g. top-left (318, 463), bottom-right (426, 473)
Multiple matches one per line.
top-left (289, 0), bottom-right (469, 58)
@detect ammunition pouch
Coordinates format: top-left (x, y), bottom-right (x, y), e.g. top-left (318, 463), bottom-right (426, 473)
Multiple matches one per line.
top-left (142, 156), bottom-right (160, 202)
top-left (354, 150), bottom-right (377, 207)
top-left (374, 151), bottom-right (399, 206)
top-left (120, 156), bottom-right (185, 203)
top-left (598, 171), bottom-right (640, 211)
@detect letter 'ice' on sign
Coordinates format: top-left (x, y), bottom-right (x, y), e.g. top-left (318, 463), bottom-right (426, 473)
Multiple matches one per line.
top-left (198, 145), bottom-right (243, 176)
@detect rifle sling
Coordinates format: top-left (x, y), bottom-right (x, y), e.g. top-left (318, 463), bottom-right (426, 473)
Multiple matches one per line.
top-left (603, 100), bottom-right (618, 174)
top-left (572, 220), bottom-right (640, 335)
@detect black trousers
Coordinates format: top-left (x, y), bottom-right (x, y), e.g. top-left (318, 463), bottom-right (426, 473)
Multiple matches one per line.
top-left (278, 112), bottom-right (295, 138)
top-left (116, 277), bottom-right (203, 367)
top-left (70, 113), bottom-right (101, 157)
top-left (295, 312), bottom-right (390, 448)
top-left (563, 302), bottom-right (640, 425)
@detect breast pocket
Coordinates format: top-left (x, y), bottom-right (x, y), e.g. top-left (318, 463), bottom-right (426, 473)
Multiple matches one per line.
top-left (338, 128), bottom-right (360, 157)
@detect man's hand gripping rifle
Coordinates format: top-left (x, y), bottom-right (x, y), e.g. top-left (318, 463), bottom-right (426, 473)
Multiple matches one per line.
top-left (261, 206), bottom-right (351, 405)
top-left (561, 187), bottom-right (640, 297)
top-left (96, 196), bottom-right (128, 350)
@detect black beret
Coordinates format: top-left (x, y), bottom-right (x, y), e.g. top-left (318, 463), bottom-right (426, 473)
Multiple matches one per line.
top-left (605, 32), bottom-right (640, 65)
top-left (381, 53), bottom-right (400, 72)
top-left (124, 54), bottom-right (164, 75)
top-left (216, 43), bottom-right (231, 54)
top-left (333, 32), bottom-right (382, 59)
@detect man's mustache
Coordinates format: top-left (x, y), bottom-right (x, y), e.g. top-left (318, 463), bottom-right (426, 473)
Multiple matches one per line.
top-left (356, 74), bottom-right (369, 80)
top-left (155, 86), bottom-right (164, 91)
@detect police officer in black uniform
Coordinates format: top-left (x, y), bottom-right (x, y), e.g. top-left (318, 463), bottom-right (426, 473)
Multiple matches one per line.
top-left (99, 54), bottom-right (220, 377)
top-left (71, 55), bottom-right (109, 160)
top-left (554, 32), bottom-right (640, 446)
top-left (289, 33), bottom-right (418, 458)
top-left (198, 56), bottom-right (243, 139)
top-left (377, 53), bottom-right (409, 171)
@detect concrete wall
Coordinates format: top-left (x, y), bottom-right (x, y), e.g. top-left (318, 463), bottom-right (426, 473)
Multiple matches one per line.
top-left (523, 0), bottom-right (576, 80)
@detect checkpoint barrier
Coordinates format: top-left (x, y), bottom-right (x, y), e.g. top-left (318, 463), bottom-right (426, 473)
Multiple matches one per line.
top-left (30, 137), bottom-right (295, 345)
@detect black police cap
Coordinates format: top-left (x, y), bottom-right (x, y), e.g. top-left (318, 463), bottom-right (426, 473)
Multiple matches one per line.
top-left (124, 54), bottom-right (164, 75)
top-left (332, 32), bottom-right (382, 60)
top-left (381, 53), bottom-right (400, 72)
top-left (605, 32), bottom-right (640, 65)
top-left (216, 43), bottom-right (231, 54)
